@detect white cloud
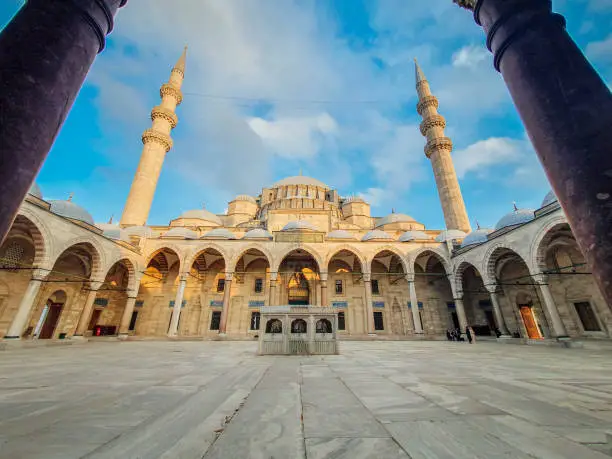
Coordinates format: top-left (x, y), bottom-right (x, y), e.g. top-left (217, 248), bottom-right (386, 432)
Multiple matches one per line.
top-left (586, 34), bottom-right (612, 62)
top-left (452, 45), bottom-right (489, 68)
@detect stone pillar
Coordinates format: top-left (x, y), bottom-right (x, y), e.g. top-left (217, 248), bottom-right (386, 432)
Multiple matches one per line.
top-left (269, 272), bottom-right (277, 306)
top-left (5, 269), bottom-right (46, 339)
top-left (74, 280), bottom-right (103, 337)
top-left (406, 274), bottom-right (423, 334)
top-left (168, 274), bottom-right (187, 337)
top-left (486, 286), bottom-right (510, 336)
top-left (219, 273), bottom-right (233, 334)
top-left (363, 273), bottom-right (375, 334)
top-left (118, 295), bottom-right (138, 337)
top-left (456, 0), bottom-right (612, 309)
top-left (534, 274), bottom-right (568, 338)
top-left (0, 0), bottom-right (127, 244)
top-left (454, 297), bottom-right (468, 333)
top-left (320, 272), bottom-right (329, 307)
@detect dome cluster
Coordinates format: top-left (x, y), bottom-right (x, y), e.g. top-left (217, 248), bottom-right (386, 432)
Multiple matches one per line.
top-left (375, 213), bottom-right (416, 228)
top-left (282, 220), bottom-right (318, 232)
top-left (273, 176), bottom-right (328, 189)
top-left (48, 199), bottom-right (95, 226)
top-left (178, 209), bottom-right (222, 226)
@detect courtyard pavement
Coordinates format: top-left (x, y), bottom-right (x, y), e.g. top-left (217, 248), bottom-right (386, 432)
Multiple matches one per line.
top-left (1, 341), bottom-right (612, 458)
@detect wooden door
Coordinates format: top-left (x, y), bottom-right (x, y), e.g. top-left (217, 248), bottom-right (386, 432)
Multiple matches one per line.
top-left (39, 303), bottom-right (63, 339)
top-left (88, 309), bottom-right (102, 331)
top-left (520, 306), bottom-right (542, 339)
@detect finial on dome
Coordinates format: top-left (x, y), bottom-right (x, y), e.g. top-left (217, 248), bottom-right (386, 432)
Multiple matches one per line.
top-left (476, 220), bottom-right (480, 230)
top-left (392, 208), bottom-right (395, 214)
top-left (299, 168), bottom-right (303, 176)
top-left (108, 214), bottom-right (114, 224)
top-left (513, 201), bottom-right (518, 211)
top-left (67, 192), bottom-right (74, 202)
top-left (202, 202), bottom-right (206, 209)
top-left (414, 58), bottom-right (427, 84)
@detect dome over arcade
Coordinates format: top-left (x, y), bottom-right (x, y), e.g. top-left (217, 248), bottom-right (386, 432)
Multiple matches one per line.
top-left (375, 212), bottom-right (416, 228)
top-left (48, 199), bottom-right (94, 226)
top-left (461, 228), bottom-right (493, 247)
top-left (362, 230), bottom-right (394, 242)
top-left (28, 183), bottom-right (43, 199)
top-left (97, 224), bottom-right (131, 242)
top-left (434, 229), bottom-right (467, 242)
top-left (341, 196), bottom-right (366, 206)
top-left (242, 228), bottom-right (273, 240)
top-left (495, 208), bottom-right (535, 231)
top-left (541, 190), bottom-right (558, 208)
top-left (163, 227), bottom-right (198, 239)
top-left (282, 220), bottom-right (318, 232)
top-left (273, 176), bottom-right (328, 189)
top-left (326, 230), bottom-right (357, 240)
top-left (178, 209), bottom-right (222, 226)
top-left (124, 225), bottom-right (158, 238)
top-left (398, 230), bottom-right (429, 242)
top-left (201, 228), bottom-right (237, 240)
top-left (233, 195), bottom-right (257, 204)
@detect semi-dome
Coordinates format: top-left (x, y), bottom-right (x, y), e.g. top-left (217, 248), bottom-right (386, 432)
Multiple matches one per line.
top-left (163, 227), bottom-right (198, 239)
top-left (273, 175), bottom-right (328, 189)
top-left (341, 196), bottom-right (366, 206)
top-left (48, 200), bottom-right (94, 225)
top-left (282, 220), bottom-right (318, 232)
top-left (28, 183), bottom-right (43, 199)
top-left (461, 228), bottom-right (493, 247)
top-left (375, 213), bottom-right (416, 228)
top-left (178, 209), bottom-right (222, 226)
top-left (124, 225), bottom-right (157, 238)
top-left (97, 224), bottom-right (131, 242)
top-left (326, 230), bottom-right (357, 240)
top-left (398, 230), bottom-right (429, 242)
top-left (495, 209), bottom-right (535, 230)
top-left (541, 190), bottom-right (558, 208)
top-left (362, 230), bottom-right (394, 241)
top-left (434, 229), bottom-right (467, 242)
top-left (233, 195), bottom-right (257, 204)
top-left (201, 228), bottom-right (237, 239)
top-left (242, 228), bottom-right (273, 240)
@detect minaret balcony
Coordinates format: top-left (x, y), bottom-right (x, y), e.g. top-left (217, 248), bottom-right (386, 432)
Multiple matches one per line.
top-left (141, 129), bottom-right (173, 152)
top-left (424, 137), bottom-right (453, 157)
top-left (420, 115), bottom-right (447, 136)
top-left (416, 95), bottom-right (439, 115)
top-left (160, 83), bottom-right (183, 105)
top-left (151, 106), bottom-right (178, 128)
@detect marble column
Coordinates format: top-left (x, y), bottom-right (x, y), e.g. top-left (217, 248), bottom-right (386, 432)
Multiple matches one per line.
top-left (74, 280), bottom-right (103, 337)
top-left (458, 0), bottom-right (612, 309)
top-left (5, 269), bottom-right (46, 339)
top-left (118, 296), bottom-right (138, 336)
top-left (534, 274), bottom-right (568, 338)
top-left (168, 274), bottom-right (187, 337)
top-left (269, 272), bottom-right (277, 306)
top-left (454, 297), bottom-right (468, 333)
top-left (406, 274), bottom-right (423, 334)
top-left (363, 273), bottom-right (374, 334)
top-left (219, 272), bottom-right (233, 334)
top-left (0, 0), bottom-right (127, 244)
top-left (486, 286), bottom-right (510, 336)
top-left (320, 272), bottom-right (329, 307)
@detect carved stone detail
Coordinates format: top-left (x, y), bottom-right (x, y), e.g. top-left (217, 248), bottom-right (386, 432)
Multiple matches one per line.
top-left (151, 105), bottom-right (178, 128)
top-left (425, 137), bottom-right (453, 157)
top-left (141, 129), bottom-right (173, 152)
top-left (420, 114), bottom-right (447, 136)
top-left (160, 83), bottom-right (183, 105)
top-left (417, 95), bottom-right (439, 115)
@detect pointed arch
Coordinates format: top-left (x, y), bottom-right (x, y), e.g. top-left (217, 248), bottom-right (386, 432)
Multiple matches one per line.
top-left (324, 245), bottom-right (366, 272)
top-left (407, 246), bottom-right (451, 275)
top-left (229, 243), bottom-right (273, 273)
top-left (102, 257), bottom-right (138, 292)
top-left (368, 245), bottom-right (408, 274)
top-left (144, 243), bottom-right (185, 269)
top-left (271, 244), bottom-right (324, 273)
top-left (529, 215), bottom-right (572, 273)
top-left (51, 237), bottom-right (105, 281)
top-left (184, 243), bottom-right (231, 273)
top-left (454, 260), bottom-right (485, 296)
top-left (14, 208), bottom-right (53, 269)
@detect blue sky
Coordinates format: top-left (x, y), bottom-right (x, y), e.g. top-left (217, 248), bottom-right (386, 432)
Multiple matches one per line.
top-left (2, 0), bottom-right (611, 228)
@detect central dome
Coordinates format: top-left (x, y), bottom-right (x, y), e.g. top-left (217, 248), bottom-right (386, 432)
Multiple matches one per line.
top-left (273, 176), bottom-right (329, 189)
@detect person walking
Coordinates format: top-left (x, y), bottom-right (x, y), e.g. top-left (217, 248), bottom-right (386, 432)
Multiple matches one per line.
top-left (465, 326), bottom-right (473, 344)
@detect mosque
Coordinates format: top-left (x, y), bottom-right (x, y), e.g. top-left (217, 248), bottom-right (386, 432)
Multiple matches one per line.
top-left (0, 49), bottom-right (609, 343)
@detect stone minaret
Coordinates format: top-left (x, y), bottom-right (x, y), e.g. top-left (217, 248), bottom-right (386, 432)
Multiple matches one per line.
top-left (120, 47), bottom-right (187, 227)
top-left (415, 59), bottom-right (471, 233)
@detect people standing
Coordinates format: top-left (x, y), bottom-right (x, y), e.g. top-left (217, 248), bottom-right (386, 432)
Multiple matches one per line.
top-left (466, 326), bottom-right (473, 344)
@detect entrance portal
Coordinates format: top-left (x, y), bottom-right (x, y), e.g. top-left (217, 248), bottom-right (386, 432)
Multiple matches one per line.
top-left (520, 306), bottom-right (542, 339)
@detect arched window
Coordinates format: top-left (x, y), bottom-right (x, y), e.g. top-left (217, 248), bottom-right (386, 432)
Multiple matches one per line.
top-left (316, 318), bottom-right (332, 333)
top-left (291, 319), bottom-right (307, 334)
top-left (265, 319), bottom-right (282, 334)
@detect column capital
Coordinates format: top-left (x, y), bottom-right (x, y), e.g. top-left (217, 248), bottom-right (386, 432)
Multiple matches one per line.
top-left (405, 273), bottom-right (415, 283)
top-left (319, 272), bottom-right (328, 281)
top-left (178, 273), bottom-right (189, 282)
top-left (225, 272), bottom-right (234, 281)
top-left (363, 272), bottom-right (372, 282)
top-left (532, 273), bottom-right (549, 284)
top-left (484, 283), bottom-right (499, 294)
top-left (86, 279), bottom-right (105, 291)
top-left (269, 271), bottom-right (278, 281)
top-left (31, 268), bottom-right (48, 281)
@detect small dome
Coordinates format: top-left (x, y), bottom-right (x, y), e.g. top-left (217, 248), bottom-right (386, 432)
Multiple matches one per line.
top-left (541, 190), bottom-right (558, 208)
top-left (178, 209), bottom-right (222, 226)
top-left (242, 228), bottom-right (273, 240)
top-left (398, 230), bottom-right (429, 242)
top-left (124, 226), bottom-right (158, 238)
top-left (273, 176), bottom-right (329, 189)
top-left (163, 227), bottom-right (198, 239)
top-left (326, 230), bottom-right (357, 240)
top-left (48, 200), bottom-right (94, 225)
top-left (435, 229), bottom-right (467, 242)
top-left (495, 209), bottom-right (535, 230)
top-left (282, 220), bottom-right (318, 232)
top-left (375, 213), bottom-right (416, 228)
top-left (461, 228), bottom-right (493, 247)
top-left (362, 230), bottom-right (394, 241)
top-left (97, 224), bottom-right (131, 242)
top-left (233, 195), bottom-right (257, 204)
top-left (28, 183), bottom-right (43, 199)
top-left (201, 228), bottom-right (236, 239)
top-left (342, 196), bottom-right (366, 206)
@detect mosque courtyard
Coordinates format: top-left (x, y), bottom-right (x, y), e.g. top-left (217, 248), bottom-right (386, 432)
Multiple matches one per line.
top-left (1, 341), bottom-right (612, 458)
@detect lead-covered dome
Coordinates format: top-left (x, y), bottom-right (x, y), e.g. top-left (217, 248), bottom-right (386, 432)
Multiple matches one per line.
top-left (163, 227), bottom-right (198, 239)
top-left (399, 230), bottom-right (429, 242)
top-left (28, 183), bottom-right (43, 199)
top-left (375, 213), bottom-right (416, 228)
top-left (495, 208), bottom-right (535, 230)
top-left (435, 229), bottom-right (467, 242)
top-left (282, 220), bottom-right (318, 232)
top-left (341, 196), bottom-right (366, 206)
top-left (178, 209), bottom-right (222, 226)
top-left (201, 228), bottom-right (236, 239)
top-left (326, 230), bottom-right (357, 240)
top-left (48, 200), bottom-right (94, 225)
top-left (461, 228), bottom-right (493, 247)
top-left (362, 230), bottom-right (394, 241)
top-left (233, 195), bottom-right (257, 204)
top-left (541, 190), bottom-right (558, 208)
top-left (273, 176), bottom-right (328, 189)
top-left (242, 228), bottom-right (273, 240)
top-left (124, 225), bottom-right (157, 238)
top-left (97, 224), bottom-right (131, 242)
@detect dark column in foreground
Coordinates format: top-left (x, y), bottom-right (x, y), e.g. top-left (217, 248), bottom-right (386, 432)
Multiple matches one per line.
top-left (0, 0), bottom-right (127, 243)
top-left (456, 0), bottom-right (612, 308)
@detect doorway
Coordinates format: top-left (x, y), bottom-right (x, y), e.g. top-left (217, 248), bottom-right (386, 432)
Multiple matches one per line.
top-left (519, 305), bottom-right (542, 339)
top-left (88, 309), bottom-right (102, 332)
top-left (39, 302), bottom-right (63, 339)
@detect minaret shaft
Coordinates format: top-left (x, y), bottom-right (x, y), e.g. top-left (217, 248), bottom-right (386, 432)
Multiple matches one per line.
top-left (120, 48), bottom-right (186, 227)
top-left (415, 61), bottom-right (471, 233)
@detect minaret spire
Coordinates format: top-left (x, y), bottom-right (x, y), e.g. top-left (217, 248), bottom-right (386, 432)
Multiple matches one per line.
top-left (415, 60), bottom-right (471, 233)
top-left (120, 48), bottom-right (187, 227)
